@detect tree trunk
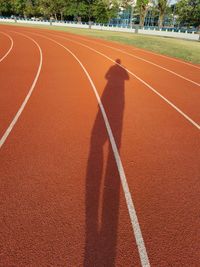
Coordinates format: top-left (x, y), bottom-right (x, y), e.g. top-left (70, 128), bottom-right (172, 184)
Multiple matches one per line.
top-left (88, 3), bottom-right (91, 29)
top-left (139, 8), bottom-right (146, 27)
top-left (158, 12), bottom-right (164, 28)
top-left (139, 5), bottom-right (147, 27)
top-left (130, 5), bottom-right (134, 28)
top-left (139, 14), bottom-right (144, 26)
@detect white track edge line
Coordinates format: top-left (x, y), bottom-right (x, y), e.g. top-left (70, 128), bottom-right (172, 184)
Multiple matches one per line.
top-left (29, 32), bottom-right (151, 267)
top-left (0, 31), bottom-right (13, 63)
top-left (90, 42), bottom-right (200, 87)
top-left (51, 33), bottom-right (199, 87)
top-left (43, 30), bottom-right (200, 71)
top-left (0, 32), bottom-right (42, 148)
top-left (132, 47), bottom-right (200, 70)
top-left (48, 33), bottom-right (200, 131)
top-left (75, 32), bottom-right (200, 70)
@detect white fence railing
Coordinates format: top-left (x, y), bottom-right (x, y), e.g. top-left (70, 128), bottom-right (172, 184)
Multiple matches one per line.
top-left (0, 18), bottom-right (199, 41)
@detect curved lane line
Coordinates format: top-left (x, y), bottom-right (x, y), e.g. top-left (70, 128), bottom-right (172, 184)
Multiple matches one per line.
top-left (27, 32), bottom-right (151, 267)
top-left (50, 33), bottom-right (200, 87)
top-left (0, 32), bottom-right (14, 63)
top-left (0, 32), bottom-right (42, 148)
top-left (132, 47), bottom-right (200, 70)
top-left (47, 32), bottom-right (200, 131)
top-left (81, 40), bottom-right (200, 87)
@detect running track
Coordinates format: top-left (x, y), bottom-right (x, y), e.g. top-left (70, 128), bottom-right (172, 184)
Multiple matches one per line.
top-left (0, 25), bottom-right (200, 266)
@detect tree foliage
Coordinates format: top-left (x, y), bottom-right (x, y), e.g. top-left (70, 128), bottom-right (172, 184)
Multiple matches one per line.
top-left (93, 0), bottom-right (119, 23)
top-left (176, 0), bottom-right (200, 27)
top-left (64, 0), bottom-right (88, 21)
top-left (157, 0), bottom-right (168, 27)
top-left (152, 0), bottom-right (169, 28)
top-left (0, 0), bottom-right (12, 15)
top-left (0, 0), bottom-right (199, 27)
top-left (136, 0), bottom-right (149, 27)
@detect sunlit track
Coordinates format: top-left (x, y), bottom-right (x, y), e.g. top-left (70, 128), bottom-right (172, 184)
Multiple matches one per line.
top-left (0, 31), bottom-right (13, 63)
top-left (1, 25), bottom-right (200, 267)
top-left (27, 28), bottom-right (199, 82)
top-left (0, 26), bottom-right (145, 266)
top-left (40, 31), bottom-right (200, 131)
top-left (83, 40), bottom-right (200, 87)
top-left (0, 32), bottom-right (42, 148)
top-left (44, 32), bottom-right (200, 87)
top-left (132, 46), bottom-right (200, 70)
top-left (0, 30), bottom-right (41, 139)
top-left (22, 29), bottom-right (151, 267)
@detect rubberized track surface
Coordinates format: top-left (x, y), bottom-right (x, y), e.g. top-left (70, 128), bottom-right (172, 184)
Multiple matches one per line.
top-left (0, 25), bottom-right (200, 266)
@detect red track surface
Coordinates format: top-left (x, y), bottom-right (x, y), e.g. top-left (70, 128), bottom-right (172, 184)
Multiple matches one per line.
top-left (0, 25), bottom-right (200, 266)
top-left (0, 32), bottom-right (10, 59)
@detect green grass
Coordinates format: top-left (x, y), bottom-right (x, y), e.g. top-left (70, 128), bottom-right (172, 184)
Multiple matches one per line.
top-left (1, 21), bottom-right (200, 64)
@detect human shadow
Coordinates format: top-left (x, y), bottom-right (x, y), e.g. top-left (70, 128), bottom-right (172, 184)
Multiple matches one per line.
top-left (84, 59), bottom-right (129, 266)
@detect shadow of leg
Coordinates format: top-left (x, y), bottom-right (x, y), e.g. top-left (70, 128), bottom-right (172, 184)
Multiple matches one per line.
top-left (98, 147), bottom-right (120, 266)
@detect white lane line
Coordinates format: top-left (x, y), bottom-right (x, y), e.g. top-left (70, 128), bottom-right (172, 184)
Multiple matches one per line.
top-left (0, 32), bottom-right (14, 63)
top-left (87, 41), bottom-right (200, 87)
top-left (51, 33), bottom-right (200, 87)
top-left (0, 32), bottom-right (42, 148)
top-left (132, 47), bottom-right (200, 70)
top-left (28, 32), bottom-right (151, 267)
top-left (47, 32), bottom-right (200, 131)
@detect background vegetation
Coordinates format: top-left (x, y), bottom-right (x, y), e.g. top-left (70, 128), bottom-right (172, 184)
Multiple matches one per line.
top-left (0, 0), bottom-right (199, 28)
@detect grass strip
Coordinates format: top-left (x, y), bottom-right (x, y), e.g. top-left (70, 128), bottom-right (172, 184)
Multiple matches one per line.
top-left (1, 22), bottom-right (200, 64)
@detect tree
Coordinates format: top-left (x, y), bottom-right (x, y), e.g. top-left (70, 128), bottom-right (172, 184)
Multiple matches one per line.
top-left (157, 0), bottom-right (168, 28)
top-left (176, 0), bottom-right (200, 27)
top-left (0, 0), bottom-right (12, 16)
top-left (37, 0), bottom-right (51, 18)
top-left (11, 0), bottom-right (26, 16)
top-left (65, 0), bottom-right (88, 22)
top-left (136, 0), bottom-right (149, 27)
top-left (51, 0), bottom-right (67, 20)
top-left (0, 0), bottom-right (128, 22)
top-left (92, 0), bottom-right (119, 24)
top-left (84, 0), bottom-right (96, 23)
top-left (121, 0), bottom-right (136, 27)
top-left (24, 0), bottom-right (36, 17)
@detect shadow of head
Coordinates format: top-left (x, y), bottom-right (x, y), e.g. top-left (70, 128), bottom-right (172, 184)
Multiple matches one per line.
top-left (116, 58), bottom-right (121, 65)
top-left (105, 58), bottom-right (129, 84)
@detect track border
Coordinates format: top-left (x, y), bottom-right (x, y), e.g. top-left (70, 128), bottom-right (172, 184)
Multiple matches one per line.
top-left (0, 32), bottom-right (42, 148)
top-left (0, 31), bottom-right (13, 63)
